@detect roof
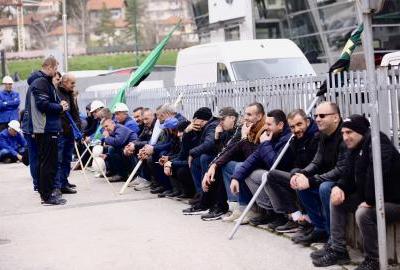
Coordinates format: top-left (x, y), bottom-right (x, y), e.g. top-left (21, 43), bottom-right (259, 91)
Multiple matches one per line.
top-left (87, 0), bottom-right (125, 11)
top-left (159, 16), bottom-right (192, 25)
top-left (0, 14), bottom-right (34, 27)
top-left (48, 25), bottom-right (80, 36)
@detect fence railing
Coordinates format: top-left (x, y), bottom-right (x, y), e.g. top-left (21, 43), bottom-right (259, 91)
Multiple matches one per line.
top-left (78, 68), bottom-right (400, 144)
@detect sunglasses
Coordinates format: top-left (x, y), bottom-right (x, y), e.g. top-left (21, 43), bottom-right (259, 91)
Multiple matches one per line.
top-left (314, 113), bottom-right (336, 119)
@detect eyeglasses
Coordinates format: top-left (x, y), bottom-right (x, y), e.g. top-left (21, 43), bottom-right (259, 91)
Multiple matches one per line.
top-left (314, 113), bottom-right (336, 119)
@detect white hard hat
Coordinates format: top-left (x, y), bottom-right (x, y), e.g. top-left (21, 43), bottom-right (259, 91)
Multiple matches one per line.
top-left (114, 102), bottom-right (129, 113)
top-left (92, 157), bottom-right (106, 175)
top-left (90, 100), bottom-right (105, 113)
top-left (8, 120), bottom-right (21, 133)
top-left (92, 145), bottom-right (104, 157)
top-left (2, 76), bottom-right (14, 84)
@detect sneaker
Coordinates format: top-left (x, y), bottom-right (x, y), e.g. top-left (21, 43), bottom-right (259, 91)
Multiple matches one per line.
top-left (158, 190), bottom-right (173, 198)
top-left (134, 180), bottom-right (152, 191)
top-left (310, 243), bottom-right (332, 260)
top-left (268, 215), bottom-right (288, 230)
top-left (355, 257), bottom-right (379, 270)
top-left (248, 212), bottom-right (276, 226)
top-left (182, 204), bottom-right (209, 215)
top-left (312, 248), bottom-right (350, 267)
top-left (201, 207), bottom-right (229, 221)
top-left (130, 176), bottom-right (147, 186)
top-left (42, 196), bottom-right (67, 206)
top-left (150, 186), bottom-right (165, 194)
top-left (166, 190), bottom-right (182, 198)
top-left (296, 229), bottom-right (329, 246)
top-left (222, 208), bottom-right (243, 222)
top-left (275, 220), bottom-right (300, 233)
top-left (234, 210), bottom-right (260, 225)
top-left (108, 175), bottom-right (124, 182)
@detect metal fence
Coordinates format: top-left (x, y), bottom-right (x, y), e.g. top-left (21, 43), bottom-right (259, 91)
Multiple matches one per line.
top-left (78, 68), bottom-right (400, 143)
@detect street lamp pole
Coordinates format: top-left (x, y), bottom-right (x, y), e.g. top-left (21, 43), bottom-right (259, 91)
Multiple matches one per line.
top-left (62, 0), bottom-right (68, 72)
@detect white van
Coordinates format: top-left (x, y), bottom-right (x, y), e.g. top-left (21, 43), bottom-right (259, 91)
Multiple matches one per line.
top-left (380, 51), bottom-right (400, 68)
top-left (174, 39), bottom-right (316, 86)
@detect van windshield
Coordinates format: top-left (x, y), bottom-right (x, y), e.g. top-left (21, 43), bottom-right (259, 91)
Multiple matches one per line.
top-left (231, 58), bottom-right (315, 81)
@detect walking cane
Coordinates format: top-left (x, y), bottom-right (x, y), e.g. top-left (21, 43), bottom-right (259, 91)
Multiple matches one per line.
top-left (228, 95), bottom-right (321, 240)
top-left (71, 145), bottom-right (89, 170)
top-left (73, 141), bottom-right (90, 187)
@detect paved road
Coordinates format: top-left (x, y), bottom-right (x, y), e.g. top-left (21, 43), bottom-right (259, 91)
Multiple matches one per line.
top-left (0, 162), bottom-right (349, 270)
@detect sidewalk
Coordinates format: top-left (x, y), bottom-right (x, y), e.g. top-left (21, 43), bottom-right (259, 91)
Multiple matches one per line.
top-left (0, 162), bottom-right (353, 270)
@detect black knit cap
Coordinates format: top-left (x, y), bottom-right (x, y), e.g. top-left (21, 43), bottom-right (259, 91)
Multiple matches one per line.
top-left (193, 107), bottom-right (212, 121)
top-left (342, 114), bottom-right (370, 135)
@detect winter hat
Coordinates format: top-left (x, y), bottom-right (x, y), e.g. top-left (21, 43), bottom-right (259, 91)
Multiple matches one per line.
top-left (193, 107), bottom-right (212, 121)
top-left (342, 114), bottom-right (370, 135)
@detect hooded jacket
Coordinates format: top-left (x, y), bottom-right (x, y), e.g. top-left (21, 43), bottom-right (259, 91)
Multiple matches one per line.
top-left (0, 129), bottom-right (26, 157)
top-left (22, 71), bottom-right (62, 134)
top-left (336, 131), bottom-right (400, 206)
top-left (232, 126), bottom-right (293, 182)
top-left (0, 89), bottom-right (20, 123)
top-left (56, 86), bottom-right (81, 138)
top-left (299, 122), bottom-right (349, 188)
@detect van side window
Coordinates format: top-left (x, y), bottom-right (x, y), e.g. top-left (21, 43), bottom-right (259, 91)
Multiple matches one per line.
top-left (217, 63), bottom-right (231, 83)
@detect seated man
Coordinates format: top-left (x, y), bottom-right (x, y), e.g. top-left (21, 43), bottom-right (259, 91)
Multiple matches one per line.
top-left (291, 102), bottom-right (348, 246)
top-left (114, 102), bottom-right (140, 134)
top-left (230, 109), bottom-right (293, 227)
top-left (100, 118), bottom-right (138, 181)
top-left (132, 107), bottom-right (144, 134)
top-left (0, 120), bottom-right (26, 163)
top-left (265, 109), bottom-right (319, 233)
top-left (312, 114), bottom-right (400, 269)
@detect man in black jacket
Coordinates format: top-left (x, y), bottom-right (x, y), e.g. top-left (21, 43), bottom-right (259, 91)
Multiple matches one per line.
top-left (54, 73), bottom-right (81, 194)
top-left (292, 102), bottom-right (348, 246)
top-left (312, 115), bottom-right (400, 269)
top-left (265, 109), bottom-right (319, 232)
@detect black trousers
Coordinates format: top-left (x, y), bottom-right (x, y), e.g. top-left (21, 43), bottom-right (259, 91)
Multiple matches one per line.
top-left (34, 133), bottom-right (58, 200)
top-left (199, 170), bottom-right (228, 210)
top-left (170, 166), bottom-right (196, 196)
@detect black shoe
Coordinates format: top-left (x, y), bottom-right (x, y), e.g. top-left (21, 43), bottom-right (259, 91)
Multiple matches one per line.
top-left (312, 247), bottom-right (350, 267)
top-left (182, 204), bottom-right (208, 215)
top-left (52, 188), bottom-right (62, 198)
top-left (150, 186), bottom-right (165, 194)
top-left (275, 220), bottom-right (300, 233)
top-left (2, 157), bottom-right (13, 164)
top-left (61, 186), bottom-right (77, 194)
top-left (166, 190), bottom-right (182, 198)
top-left (42, 196), bottom-right (67, 206)
top-left (150, 182), bottom-right (160, 190)
top-left (158, 189), bottom-right (173, 198)
top-left (310, 243), bottom-right (331, 260)
top-left (249, 212), bottom-right (276, 226)
top-left (67, 182), bottom-right (76, 188)
top-left (188, 193), bottom-right (202, 205)
top-left (355, 257), bottom-right (379, 270)
top-left (296, 229), bottom-right (329, 246)
top-left (201, 207), bottom-right (228, 221)
top-left (292, 223), bottom-right (314, 242)
top-left (268, 215), bottom-right (288, 230)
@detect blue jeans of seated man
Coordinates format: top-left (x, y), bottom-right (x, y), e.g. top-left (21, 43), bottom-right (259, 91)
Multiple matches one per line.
top-left (190, 154), bottom-right (215, 193)
top-left (54, 135), bottom-right (74, 189)
top-left (221, 161), bottom-right (241, 202)
top-left (297, 181), bottom-right (335, 234)
top-left (0, 149), bottom-right (18, 161)
top-left (221, 161), bottom-right (252, 206)
top-left (25, 133), bottom-right (39, 190)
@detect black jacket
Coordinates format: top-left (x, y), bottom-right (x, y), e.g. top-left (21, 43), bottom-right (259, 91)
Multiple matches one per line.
top-left (189, 117), bottom-right (219, 158)
top-left (56, 86), bottom-right (81, 138)
top-left (135, 118), bottom-right (156, 150)
top-left (337, 131), bottom-right (400, 206)
top-left (290, 119), bottom-right (320, 170)
top-left (299, 123), bottom-right (349, 188)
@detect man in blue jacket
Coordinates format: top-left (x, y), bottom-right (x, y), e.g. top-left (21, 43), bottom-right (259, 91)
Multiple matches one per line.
top-left (230, 109), bottom-right (293, 227)
top-left (0, 120), bottom-right (26, 163)
top-left (0, 76), bottom-right (20, 132)
top-left (22, 56), bottom-right (69, 205)
top-left (100, 118), bottom-right (138, 181)
top-left (114, 102), bottom-right (140, 134)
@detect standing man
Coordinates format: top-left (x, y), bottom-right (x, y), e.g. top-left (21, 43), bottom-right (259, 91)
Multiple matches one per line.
top-left (54, 73), bottom-right (81, 195)
top-left (0, 76), bottom-right (20, 132)
top-left (23, 56), bottom-right (69, 205)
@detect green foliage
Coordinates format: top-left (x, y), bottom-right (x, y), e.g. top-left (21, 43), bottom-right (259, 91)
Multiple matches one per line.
top-left (94, 3), bottom-right (116, 47)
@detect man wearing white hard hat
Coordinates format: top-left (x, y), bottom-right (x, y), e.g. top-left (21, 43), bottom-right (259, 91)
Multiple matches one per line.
top-left (0, 120), bottom-right (26, 163)
top-left (0, 76), bottom-right (20, 132)
top-left (114, 102), bottom-right (139, 135)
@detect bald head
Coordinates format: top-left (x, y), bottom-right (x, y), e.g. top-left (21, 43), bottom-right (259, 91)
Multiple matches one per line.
top-left (315, 102), bottom-right (341, 135)
top-left (61, 73), bottom-right (76, 93)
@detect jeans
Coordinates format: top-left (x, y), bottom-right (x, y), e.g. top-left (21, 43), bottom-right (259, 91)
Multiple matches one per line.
top-left (298, 181), bottom-right (335, 233)
top-left (54, 135), bottom-right (74, 189)
top-left (221, 161), bottom-right (240, 202)
top-left (265, 170), bottom-right (299, 214)
top-left (191, 154), bottom-right (215, 193)
top-left (221, 161), bottom-right (252, 206)
top-left (0, 149), bottom-right (16, 161)
top-left (330, 195), bottom-right (400, 259)
top-left (245, 169), bottom-right (273, 211)
top-left (147, 155), bottom-right (172, 190)
top-left (24, 133), bottom-right (39, 190)
top-left (106, 148), bottom-right (136, 179)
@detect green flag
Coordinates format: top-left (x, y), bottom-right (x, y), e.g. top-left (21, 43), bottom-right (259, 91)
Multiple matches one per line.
top-left (92, 21), bottom-right (181, 140)
top-left (317, 24), bottom-right (363, 96)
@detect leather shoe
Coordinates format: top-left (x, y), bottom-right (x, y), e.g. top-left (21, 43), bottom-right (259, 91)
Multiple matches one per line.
top-left (61, 186), bottom-right (77, 194)
top-left (67, 182), bottom-right (76, 188)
